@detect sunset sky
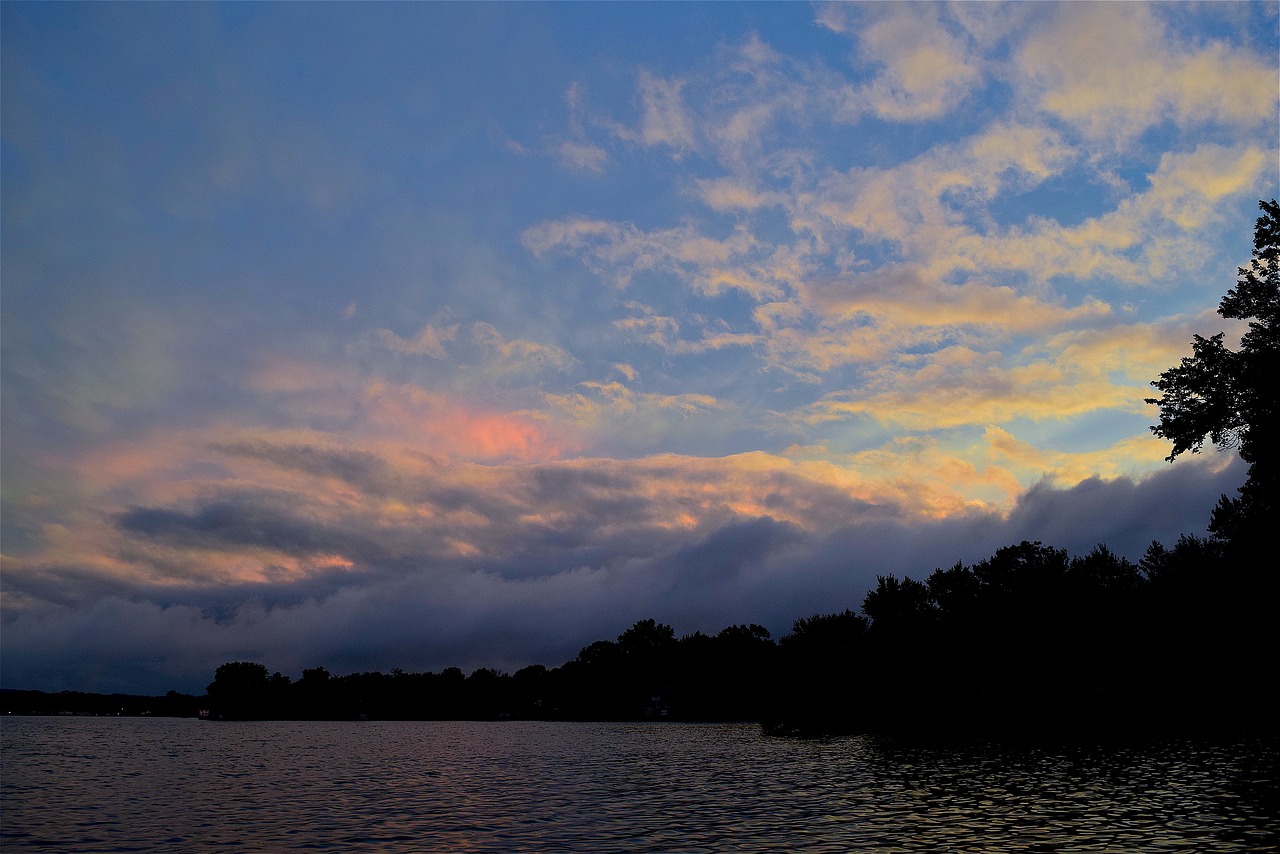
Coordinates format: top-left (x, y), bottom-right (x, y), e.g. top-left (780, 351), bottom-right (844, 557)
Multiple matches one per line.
top-left (3, 1), bottom-right (1276, 694)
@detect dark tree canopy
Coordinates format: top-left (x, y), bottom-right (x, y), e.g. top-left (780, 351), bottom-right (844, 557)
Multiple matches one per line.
top-left (1147, 198), bottom-right (1279, 540)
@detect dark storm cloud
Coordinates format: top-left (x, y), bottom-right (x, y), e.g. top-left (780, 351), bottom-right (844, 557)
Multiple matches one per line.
top-left (212, 441), bottom-right (399, 493)
top-left (4, 454), bottom-right (1239, 695)
top-left (1004, 456), bottom-right (1244, 560)
top-left (117, 498), bottom-right (389, 562)
top-left (0, 562), bottom-right (144, 610)
top-left (526, 465), bottom-right (654, 518)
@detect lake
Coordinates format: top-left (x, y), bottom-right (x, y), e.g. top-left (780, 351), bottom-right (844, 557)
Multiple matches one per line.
top-left (2, 717), bottom-right (1277, 851)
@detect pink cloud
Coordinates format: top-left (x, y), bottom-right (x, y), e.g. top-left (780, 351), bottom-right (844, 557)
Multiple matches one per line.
top-left (362, 382), bottom-right (574, 462)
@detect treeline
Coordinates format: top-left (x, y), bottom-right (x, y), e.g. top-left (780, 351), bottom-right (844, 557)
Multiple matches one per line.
top-left (7, 535), bottom-right (1269, 737)
top-left (9, 532), bottom-right (1269, 737)
top-left (197, 532), bottom-right (1271, 737)
top-left (1, 688), bottom-right (203, 718)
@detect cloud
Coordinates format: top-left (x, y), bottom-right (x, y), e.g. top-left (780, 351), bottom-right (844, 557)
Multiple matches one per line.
top-left (629, 69), bottom-right (698, 154)
top-left (812, 120), bottom-right (1077, 249)
top-left (1039, 309), bottom-right (1232, 387)
top-left (522, 217), bottom-right (774, 297)
top-left (795, 342), bottom-right (1148, 433)
top-left (213, 439), bottom-right (399, 491)
top-left (1141, 144), bottom-right (1273, 230)
top-left (1, 451), bottom-right (1241, 694)
top-left (1, 294), bottom-right (192, 436)
top-left (841, 3), bottom-right (984, 121)
top-left (695, 177), bottom-right (785, 212)
top-left (361, 381), bottom-right (572, 462)
top-left (613, 309), bottom-right (682, 349)
top-left (803, 265), bottom-right (1111, 332)
top-left (540, 81), bottom-right (613, 174)
top-left (3, 1), bottom-right (1271, 699)
top-left (1004, 455), bottom-right (1243, 559)
top-left (983, 426), bottom-right (1179, 492)
top-left (518, 12), bottom-right (1265, 398)
top-left (613, 305), bottom-right (759, 356)
top-left (472, 322), bottom-right (578, 375)
top-left (933, 143), bottom-right (1274, 286)
top-left (809, 129), bottom-right (1269, 292)
top-left (371, 322), bottom-right (459, 358)
top-left (7, 410), bottom-right (1225, 620)
top-left (556, 140), bottom-right (609, 173)
top-left (737, 262), bottom-right (1114, 382)
top-left (1016, 3), bottom-right (1277, 142)
top-left (116, 499), bottom-right (376, 577)
top-left (542, 382), bottom-right (726, 448)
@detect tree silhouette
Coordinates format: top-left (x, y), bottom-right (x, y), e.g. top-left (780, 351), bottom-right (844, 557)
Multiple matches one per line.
top-left (206, 661), bottom-right (283, 719)
top-left (671, 625), bottom-right (776, 720)
top-left (862, 575), bottom-right (934, 629)
top-left (1147, 199), bottom-right (1279, 542)
top-left (765, 610), bottom-right (869, 734)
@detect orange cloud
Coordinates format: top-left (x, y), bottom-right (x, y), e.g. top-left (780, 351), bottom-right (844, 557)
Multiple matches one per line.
top-left (5, 414), bottom-right (1200, 602)
top-left (362, 381), bottom-right (573, 463)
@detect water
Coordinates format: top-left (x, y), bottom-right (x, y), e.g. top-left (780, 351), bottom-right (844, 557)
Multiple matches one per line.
top-left (2, 717), bottom-right (1278, 852)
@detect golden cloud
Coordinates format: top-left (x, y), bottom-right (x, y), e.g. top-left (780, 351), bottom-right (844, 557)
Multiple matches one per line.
top-left (1017, 3), bottom-right (1276, 141)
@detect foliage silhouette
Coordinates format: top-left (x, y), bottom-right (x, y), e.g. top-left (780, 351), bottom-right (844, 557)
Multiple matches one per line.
top-left (0, 688), bottom-right (202, 717)
top-left (1147, 198), bottom-right (1278, 543)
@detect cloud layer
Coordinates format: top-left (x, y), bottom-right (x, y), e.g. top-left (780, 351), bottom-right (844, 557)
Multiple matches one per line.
top-left (2, 1), bottom-right (1274, 693)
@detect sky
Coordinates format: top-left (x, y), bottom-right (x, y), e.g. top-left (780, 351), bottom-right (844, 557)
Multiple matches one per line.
top-left (2, 1), bottom-right (1276, 695)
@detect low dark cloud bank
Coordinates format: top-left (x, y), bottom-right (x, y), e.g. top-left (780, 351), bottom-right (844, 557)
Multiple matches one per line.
top-left (1, 457), bottom-right (1243, 695)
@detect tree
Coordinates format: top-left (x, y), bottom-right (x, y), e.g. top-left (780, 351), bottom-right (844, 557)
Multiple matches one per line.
top-left (206, 661), bottom-right (275, 719)
top-left (1068, 544), bottom-right (1140, 597)
top-left (765, 610), bottom-right (870, 735)
top-left (782, 609), bottom-right (868, 655)
top-left (1146, 199), bottom-right (1279, 541)
top-left (861, 574), bottom-right (934, 629)
top-left (616, 618), bottom-right (676, 657)
top-left (207, 660), bottom-right (269, 698)
top-left (970, 540), bottom-right (1069, 596)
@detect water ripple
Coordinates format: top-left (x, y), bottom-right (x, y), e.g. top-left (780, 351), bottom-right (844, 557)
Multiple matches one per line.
top-left (3, 718), bottom-right (1278, 852)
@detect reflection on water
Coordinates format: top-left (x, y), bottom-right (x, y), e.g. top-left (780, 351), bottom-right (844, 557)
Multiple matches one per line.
top-left (3, 717), bottom-right (1277, 852)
